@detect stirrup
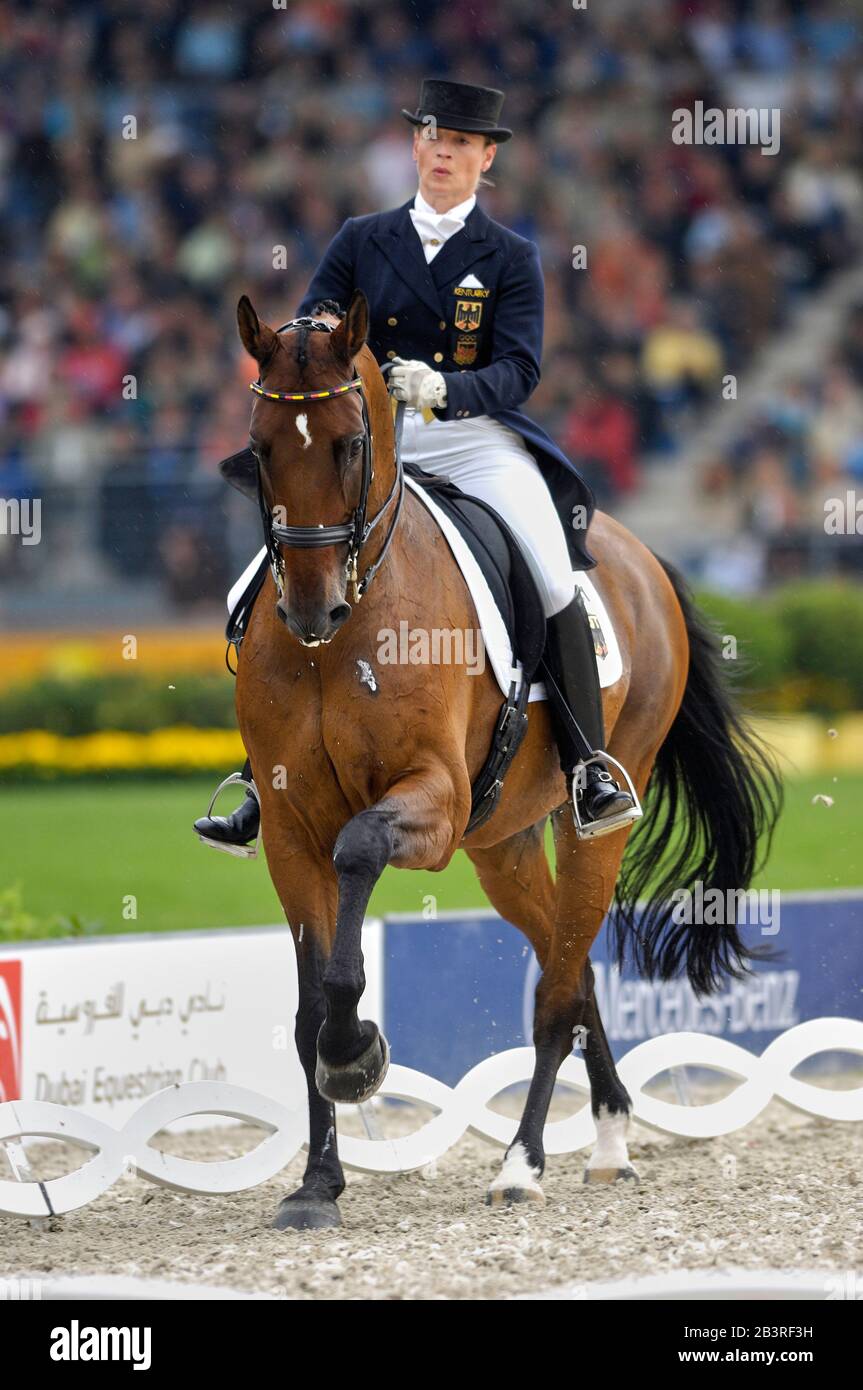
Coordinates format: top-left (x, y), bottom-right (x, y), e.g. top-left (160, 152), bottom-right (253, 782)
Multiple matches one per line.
top-left (571, 752), bottom-right (643, 841)
top-left (195, 772), bottom-right (262, 860)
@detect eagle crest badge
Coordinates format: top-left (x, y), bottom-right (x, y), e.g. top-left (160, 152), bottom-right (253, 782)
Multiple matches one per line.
top-left (454, 299), bottom-right (483, 332)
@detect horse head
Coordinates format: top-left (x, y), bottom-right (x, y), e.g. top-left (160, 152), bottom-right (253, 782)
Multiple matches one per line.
top-left (234, 290), bottom-right (397, 646)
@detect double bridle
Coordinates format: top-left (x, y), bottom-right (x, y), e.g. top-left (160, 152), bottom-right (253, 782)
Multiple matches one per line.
top-left (250, 317), bottom-right (404, 607)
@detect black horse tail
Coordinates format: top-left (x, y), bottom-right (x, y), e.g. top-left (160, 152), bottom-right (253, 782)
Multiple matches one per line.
top-left (611, 555), bottom-right (784, 997)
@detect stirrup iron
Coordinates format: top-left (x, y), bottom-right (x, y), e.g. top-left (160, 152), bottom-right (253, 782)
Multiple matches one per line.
top-left (572, 751), bottom-right (643, 841)
top-left (196, 772), bottom-right (261, 860)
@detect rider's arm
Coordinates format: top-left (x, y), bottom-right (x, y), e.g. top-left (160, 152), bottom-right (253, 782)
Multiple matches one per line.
top-left (431, 239), bottom-right (543, 421)
top-left (296, 219), bottom-right (356, 316)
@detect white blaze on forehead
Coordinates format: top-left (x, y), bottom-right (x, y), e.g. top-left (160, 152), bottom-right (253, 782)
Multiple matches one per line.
top-left (295, 412), bottom-right (312, 448)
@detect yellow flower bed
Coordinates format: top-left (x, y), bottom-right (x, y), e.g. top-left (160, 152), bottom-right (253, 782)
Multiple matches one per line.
top-left (0, 726), bottom-right (245, 774)
top-left (2, 715), bottom-right (862, 777)
top-left (0, 631), bottom-right (226, 689)
top-left (750, 713), bottom-right (863, 773)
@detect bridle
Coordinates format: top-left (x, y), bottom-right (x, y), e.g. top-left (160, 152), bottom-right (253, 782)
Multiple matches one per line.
top-left (250, 317), bottom-right (404, 607)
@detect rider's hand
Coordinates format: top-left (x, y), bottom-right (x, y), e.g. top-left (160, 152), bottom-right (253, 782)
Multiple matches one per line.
top-left (388, 358), bottom-right (447, 410)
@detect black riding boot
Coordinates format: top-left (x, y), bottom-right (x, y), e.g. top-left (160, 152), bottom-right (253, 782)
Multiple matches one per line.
top-left (540, 591), bottom-right (640, 838)
top-left (194, 756), bottom-right (261, 852)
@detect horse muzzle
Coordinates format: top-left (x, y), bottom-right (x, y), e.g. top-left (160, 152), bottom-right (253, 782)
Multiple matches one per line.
top-left (277, 598), bottom-right (352, 646)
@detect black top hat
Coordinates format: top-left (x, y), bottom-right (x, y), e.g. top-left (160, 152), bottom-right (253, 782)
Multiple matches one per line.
top-left (401, 79), bottom-right (512, 143)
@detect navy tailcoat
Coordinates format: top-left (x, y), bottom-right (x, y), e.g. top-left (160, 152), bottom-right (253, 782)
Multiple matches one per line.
top-left (296, 198), bottom-right (596, 570)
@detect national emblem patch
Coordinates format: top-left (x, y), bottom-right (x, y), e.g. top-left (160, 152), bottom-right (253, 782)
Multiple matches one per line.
top-left (454, 299), bottom-right (483, 332)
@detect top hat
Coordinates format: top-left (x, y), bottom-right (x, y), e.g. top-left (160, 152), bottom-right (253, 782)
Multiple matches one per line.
top-left (401, 79), bottom-right (512, 143)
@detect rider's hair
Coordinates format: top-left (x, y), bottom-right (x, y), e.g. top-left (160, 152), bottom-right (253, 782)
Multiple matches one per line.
top-left (477, 134), bottom-right (496, 190)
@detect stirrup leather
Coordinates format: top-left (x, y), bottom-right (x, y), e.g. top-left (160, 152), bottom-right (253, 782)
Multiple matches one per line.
top-left (571, 752), bottom-right (643, 841)
top-left (195, 772), bottom-right (261, 860)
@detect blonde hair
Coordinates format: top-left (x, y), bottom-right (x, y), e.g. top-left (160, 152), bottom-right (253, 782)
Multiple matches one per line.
top-left (478, 135), bottom-right (496, 189)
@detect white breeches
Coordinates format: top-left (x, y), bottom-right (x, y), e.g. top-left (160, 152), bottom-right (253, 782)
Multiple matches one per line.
top-left (398, 409), bottom-right (576, 617)
top-left (227, 411), bottom-right (576, 618)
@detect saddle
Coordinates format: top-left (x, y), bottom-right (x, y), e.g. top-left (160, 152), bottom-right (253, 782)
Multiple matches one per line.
top-left (401, 461), bottom-right (547, 679)
top-left (222, 453), bottom-right (547, 835)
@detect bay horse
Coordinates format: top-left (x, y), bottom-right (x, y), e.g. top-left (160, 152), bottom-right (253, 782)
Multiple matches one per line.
top-left (232, 290), bottom-right (782, 1230)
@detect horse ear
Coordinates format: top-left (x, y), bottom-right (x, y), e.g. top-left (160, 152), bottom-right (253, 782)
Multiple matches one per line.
top-left (218, 447), bottom-right (259, 501)
top-left (237, 295), bottom-right (278, 368)
top-left (330, 289), bottom-right (368, 365)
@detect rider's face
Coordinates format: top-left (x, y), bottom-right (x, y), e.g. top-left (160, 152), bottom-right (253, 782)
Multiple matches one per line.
top-left (412, 125), bottom-right (496, 210)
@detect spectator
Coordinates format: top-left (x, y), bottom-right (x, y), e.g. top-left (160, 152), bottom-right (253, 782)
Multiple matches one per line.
top-left (0, 0), bottom-right (861, 605)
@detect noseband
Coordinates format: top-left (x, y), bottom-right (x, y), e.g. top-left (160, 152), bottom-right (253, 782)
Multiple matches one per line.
top-left (250, 317), bottom-right (404, 605)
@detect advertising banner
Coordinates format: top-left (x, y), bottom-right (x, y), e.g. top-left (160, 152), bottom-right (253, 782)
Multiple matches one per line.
top-left (0, 924), bottom-right (383, 1127)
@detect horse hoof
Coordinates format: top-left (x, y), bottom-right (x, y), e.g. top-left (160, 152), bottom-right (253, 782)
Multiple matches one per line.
top-left (272, 1196), bottom-right (342, 1231)
top-left (485, 1184), bottom-right (545, 1208)
top-left (583, 1165), bottom-right (640, 1185)
top-left (315, 1023), bottom-right (390, 1104)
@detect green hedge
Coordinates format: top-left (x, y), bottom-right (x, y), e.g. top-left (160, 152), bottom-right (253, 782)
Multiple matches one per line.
top-left (0, 884), bottom-right (102, 940)
top-left (695, 581), bottom-right (863, 714)
top-left (0, 674), bottom-right (236, 735)
top-left (0, 581), bottom-right (861, 732)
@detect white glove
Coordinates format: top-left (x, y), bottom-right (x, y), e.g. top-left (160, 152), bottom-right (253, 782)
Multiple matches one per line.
top-left (388, 357), bottom-right (447, 410)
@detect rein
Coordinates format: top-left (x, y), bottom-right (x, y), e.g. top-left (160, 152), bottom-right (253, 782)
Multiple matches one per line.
top-left (251, 317), bottom-right (405, 605)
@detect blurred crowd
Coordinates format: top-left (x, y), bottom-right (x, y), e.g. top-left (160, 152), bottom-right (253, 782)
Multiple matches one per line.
top-left (2, 0), bottom-right (863, 603)
top-left (700, 303), bottom-right (863, 591)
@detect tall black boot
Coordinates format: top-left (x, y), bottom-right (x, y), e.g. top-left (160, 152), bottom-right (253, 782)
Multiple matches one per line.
top-left (540, 591), bottom-right (641, 838)
top-left (194, 756), bottom-right (261, 855)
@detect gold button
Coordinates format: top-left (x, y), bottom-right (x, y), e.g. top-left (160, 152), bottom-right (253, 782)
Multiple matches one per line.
top-left (429, 238), bottom-right (441, 246)
top-left (386, 350), bottom-right (396, 360)
top-left (439, 320), bottom-right (446, 330)
top-left (433, 352), bottom-right (444, 362)
top-left (387, 316), bottom-right (397, 326)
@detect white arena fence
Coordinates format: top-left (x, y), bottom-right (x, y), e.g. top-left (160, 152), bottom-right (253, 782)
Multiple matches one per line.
top-left (0, 896), bottom-right (861, 1218)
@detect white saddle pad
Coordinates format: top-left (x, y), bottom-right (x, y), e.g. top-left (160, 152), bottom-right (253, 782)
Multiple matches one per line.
top-left (227, 479), bottom-right (623, 700)
top-left (404, 477), bottom-right (622, 699)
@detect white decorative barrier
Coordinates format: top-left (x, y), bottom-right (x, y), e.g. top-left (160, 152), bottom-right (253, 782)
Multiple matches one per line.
top-left (515, 1268), bottom-right (863, 1301)
top-left (1, 1019), bottom-right (861, 1218)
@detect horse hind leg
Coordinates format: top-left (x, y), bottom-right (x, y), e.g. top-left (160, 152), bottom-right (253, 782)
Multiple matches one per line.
top-left (464, 820), bottom-right (558, 1207)
top-left (581, 985), bottom-right (639, 1185)
top-left (491, 752), bottom-right (652, 1207)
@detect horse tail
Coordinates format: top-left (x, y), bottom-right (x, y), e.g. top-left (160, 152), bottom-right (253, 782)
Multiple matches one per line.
top-left (611, 555), bottom-right (784, 996)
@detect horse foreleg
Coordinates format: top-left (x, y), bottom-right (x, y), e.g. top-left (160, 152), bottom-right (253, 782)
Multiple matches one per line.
top-left (273, 932), bottom-right (347, 1231)
top-left (261, 841), bottom-right (346, 1231)
top-left (316, 770), bottom-right (465, 1105)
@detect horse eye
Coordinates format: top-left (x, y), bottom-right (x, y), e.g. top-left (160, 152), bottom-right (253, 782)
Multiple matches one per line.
top-left (349, 435), bottom-right (364, 456)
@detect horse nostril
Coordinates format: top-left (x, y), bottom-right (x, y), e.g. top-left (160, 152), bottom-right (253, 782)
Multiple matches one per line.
top-left (329, 603), bottom-right (351, 628)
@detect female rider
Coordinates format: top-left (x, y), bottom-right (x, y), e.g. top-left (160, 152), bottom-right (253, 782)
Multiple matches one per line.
top-left (195, 79), bottom-right (638, 850)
